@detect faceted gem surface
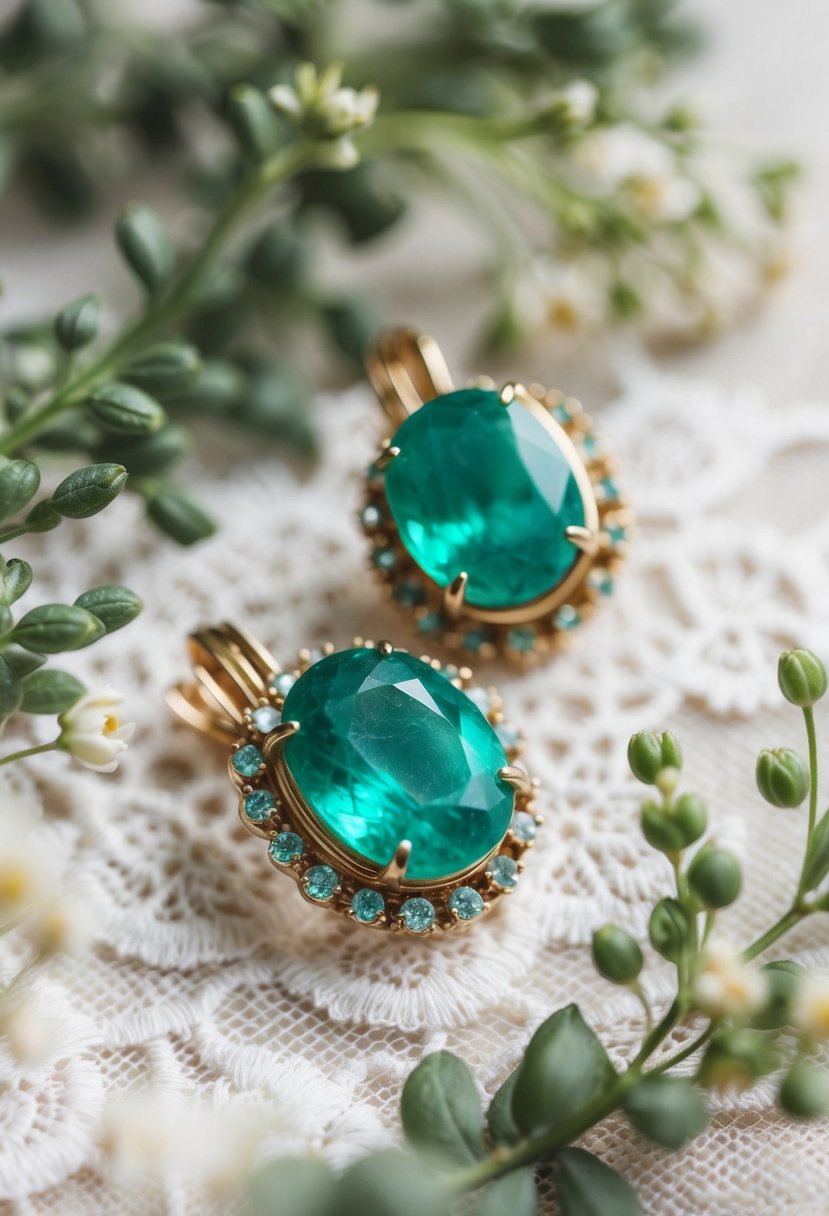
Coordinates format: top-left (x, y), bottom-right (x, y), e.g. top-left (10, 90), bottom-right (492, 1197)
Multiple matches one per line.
top-left (282, 647), bottom-right (513, 882)
top-left (352, 888), bottom-right (385, 923)
top-left (305, 864), bottom-right (339, 901)
top-left (252, 705), bottom-right (282, 733)
top-left (449, 887), bottom-right (484, 920)
top-left (270, 831), bottom-right (304, 863)
top-left (385, 388), bottom-right (587, 608)
top-left (244, 790), bottom-right (275, 822)
top-left (232, 744), bottom-right (263, 776)
top-left (488, 855), bottom-right (518, 891)
top-left (511, 810), bottom-right (537, 843)
top-left (400, 897), bottom-right (436, 932)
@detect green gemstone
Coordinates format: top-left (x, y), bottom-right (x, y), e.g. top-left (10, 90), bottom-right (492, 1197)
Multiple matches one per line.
top-left (269, 831), bottom-right (304, 863)
top-left (244, 790), bottom-right (275, 822)
top-left (351, 888), bottom-right (385, 923)
top-left (232, 744), bottom-right (263, 777)
top-left (488, 854), bottom-right (518, 890)
top-left (385, 388), bottom-right (587, 609)
top-left (400, 897), bottom-right (435, 932)
top-left (305, 863), bottom-right (339, 901)
top-left (449, 887), bottom-right (484, 920)
top-left (282, 647), bottom-right (513, 882)
top-left (511, 810), bottom-right (537, 843)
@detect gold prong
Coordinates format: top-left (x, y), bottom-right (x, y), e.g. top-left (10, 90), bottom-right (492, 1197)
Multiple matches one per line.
top-left (375, 442), bottom-right (401, 470)
top-left (262, 720), bottom-right (300, 763)
top-left (497, 765), bottom-right (533, 796)
top-left (378, 839), bottom-right (412, 892)
top-left (565, 524), bottom-right (600, 556)
top-left (499, 382), bottom-right (518, 405)
top-left (377, 640), bottom-right (394, 657)
top-left (443, 571), bottom-right (468, 621)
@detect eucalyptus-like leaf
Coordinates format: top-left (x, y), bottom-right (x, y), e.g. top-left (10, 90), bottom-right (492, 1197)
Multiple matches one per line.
top-left (475, 1167), bottom-right (537, 1216)
top-left (512, 1005), bottom-right (616, 1135)
top-left (88, 383), bottom-right (167, 434)
top-left (10, 603), bottom-right (106, 654)
top-left (229, 83), bottom-right (281, 164)
top-left (623, 1076), bottom-right (708, 1149)
top-left (51, 463), bottom-right (128, 519)
top-left (245, 1157), bottom-right (337, 1216)
top-left (401, 1050), bottom-right (486, 1167)
top-left (803, 809), bottom-right (829, 891)
top-left (116, 202), bottom-right (173, 294)
top-left (0, 654), bottom-right (22, 724)
top-left (1, 557), bottom-right (33, 605)
top-left (555, 1149), bottom-right (640, 1216)
top-left (144, 483), bottom-right (216, 545)
top-left (0, 456), bottom-right (41, 520)
top-left (2, 645), bottom-right (46, 678)
top-left (74, 585), bottom-right (142, 633)
top-left (487, 1066), bottom-right (522, 1146)
top-left (0, 605), bottom-right (10, 637)
top-left (20, 668), bottom-right (86, 714)
top-left (54, 292), bottom-right (101, 351)
top-left (336, 1149), bottom-right (451, 1216)
top-left (172, 360), bottom-right (245, 414)
top-left (124, 343), bottom-right (202, 394)
top-left (322, 295), bottom-right (378, 366)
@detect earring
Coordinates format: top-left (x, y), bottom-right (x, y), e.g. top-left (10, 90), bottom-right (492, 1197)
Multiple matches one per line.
top-left (168, 624), bottom-right (540, 936)
top-left (362, 328), bottom-right (633, 663)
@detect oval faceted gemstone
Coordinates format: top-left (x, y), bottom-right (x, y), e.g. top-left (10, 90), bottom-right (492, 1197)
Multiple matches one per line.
top-left (281, 648), bottom-right (513, 881)
top-left (385, 388), bottom-right (587, 608)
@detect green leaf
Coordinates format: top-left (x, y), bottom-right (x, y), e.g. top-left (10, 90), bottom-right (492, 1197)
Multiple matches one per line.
top-left (512, 1005), bottom-right (616, 1135)
top-left (336, 1149), bottom-right (451, 1216)
top-left (624, 1076), bottom-right (708, 1149)
top-left (245, 1157), bottom-right (337, 1216)
top-left (95, 425), bottom-right (191, 477)
top-left (124, 343), bottom-right (202, 395)
top-left (0, 457), bottom-right (40, 521)
top-left (20, 668), bottom-right (85, 714)
top-left (556, 1149), bottom-right (640, 1216)
top-left (10, 604), bottom-right (106, 653)
top-left (51, 463), bottom-right (128, 519)
top-left (487, 1066), bottom-right (522, 1146)
top-left (0, 654), bottom-right (22, 724)
top-left (74, 585), bottom-right (142, 633)
top-left (88, 383), bottom-right (167, 435)
top-left (54, 293), bottom-right (101, 351)
top-left (476, 1168), bottom-right (537, 1216)
top-left (1, 645), bottom-right (46, 678)
top-left (322, 296), bottom-right (379, 366)
top-left (116, 203), bottom-right (173, 294)
top-left (401, 1051), bottom-right (486, 1167)
top-left (228, 83), bottom-right (281, 164)
top-left (1, 558), bottom-right (32, 605)
top-left (144, 484), bottom-right (216, 545)
top-left (803, 808), bottom-right (829, 890)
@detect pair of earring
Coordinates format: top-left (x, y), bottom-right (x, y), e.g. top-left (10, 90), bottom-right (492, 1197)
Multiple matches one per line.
top-left (168, 330), bottom-right (632, 936)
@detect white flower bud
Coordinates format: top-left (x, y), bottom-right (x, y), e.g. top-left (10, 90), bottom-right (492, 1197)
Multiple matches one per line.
top-left (792, 974), bottom-right (829, 1041)
top-left (558, 79), bottom-right (599, 125)
top-left (58, 688), bottom-right (134, 773)
top-left (27, 892), bottom-right (94, 957)
top-left (694, 939), bottom-right (768, 1021)
top-left (0, 995), bottom-right (55, 1065)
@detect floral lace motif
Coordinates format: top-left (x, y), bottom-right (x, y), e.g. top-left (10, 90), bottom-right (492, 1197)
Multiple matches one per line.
top-left (2, 362), bottom-right (828, 1214)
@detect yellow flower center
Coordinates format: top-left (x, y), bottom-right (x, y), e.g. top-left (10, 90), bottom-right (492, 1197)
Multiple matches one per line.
top-left (103, 714), bottom-right (120, 736)
top-left (0, 866), bottom-right (30, 904)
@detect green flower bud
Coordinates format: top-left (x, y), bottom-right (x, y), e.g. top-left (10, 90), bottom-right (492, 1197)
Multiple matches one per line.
top-left (628, 730), bottom-right (682, 785)
top-left (641, 800), bottom-right (686, 855)
top-left (698, 1029), bottom-right (777, 1093)
top-left (778, 648), bottom-right (827, 707)
top-left (50, 463), bottom-right (128, 519)
top-left (591, 924), bottom-right (643, 985)
top-left (88, 382), bottom-right (166, 435)
top-left (673, 792), bottom-right (708, 846)
top-left (145, 484), bottom-right (216, 546)
top-left (54, 292), bottom-right (100, 352)
top-left (649, 897), bottom-right (691, 963)
top-left (780, 1061), bottom-right (829, 1119)
top-left (756, 748), bottom-right (810, 808)
top-left (116, 203), bottom-right (173, 295)
top-left (752, 960), bottom-right (806, 1030)
top-left (124, 343), bottom-right (201, 395)
top-left (687, 845), bottom-right (742, 909)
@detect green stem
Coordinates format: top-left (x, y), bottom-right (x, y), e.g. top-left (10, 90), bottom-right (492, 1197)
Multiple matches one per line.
top-left (0, 741), bottom-right (59, 768)
top-left (0, 143), bottom-right (318, 456)
top-left (742, 905), bottom-right (808, 962)
top-left (796, 706), bottom-right (820, 901)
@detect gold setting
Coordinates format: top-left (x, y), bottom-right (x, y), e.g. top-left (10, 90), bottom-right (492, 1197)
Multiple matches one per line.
top-left (362, 328), bottom-right (634, 664)
top-left (168, 624), bottom-right (540, 936)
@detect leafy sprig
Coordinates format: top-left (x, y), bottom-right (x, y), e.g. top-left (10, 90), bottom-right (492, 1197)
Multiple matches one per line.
top-left (247, 648), bottom-right (829, 1216)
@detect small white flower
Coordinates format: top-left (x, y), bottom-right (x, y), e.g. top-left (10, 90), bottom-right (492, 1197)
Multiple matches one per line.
top-left (269, 61), bottom-right (378, 143)
top-left (556, 79), bottom-right (599, 126)
top-left (694, 939), bottom-right (768, 1021)
top-left (792, 973), bottom-right (829, 1041)
top-left (0, 994), bottom-right (55, 1065)
top-left (535, 258), bottom-right (606, 336)
top-left (26, 892), bottom-right (94, 957)
top-left (0, 835), bottom-right (51, 923)
top-left (58, 688), bottom-right (134, 773)
top-left (575, 123), bottom-right (673, 190)
top-left (625, 172), bottom-right (701, 223)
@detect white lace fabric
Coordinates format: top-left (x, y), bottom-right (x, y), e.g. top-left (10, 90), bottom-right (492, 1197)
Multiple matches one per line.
top-left (1, 359), bottom-right (829, 1216)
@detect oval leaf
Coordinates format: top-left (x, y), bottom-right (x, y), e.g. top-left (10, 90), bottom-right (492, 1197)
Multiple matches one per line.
top-left (124, 342), bottom-right (201, 394)
top-left (116, 203), bottom-right (173, 294)
top-left (144, 484), bottom-right (216, 545)
top-left (88, 383), bottom-right (166, 435)
top-left (623, 1076), bottom-right (708, 1149)
top-left (556, 1149), bottom-right (640, 1216)
top-left (11, 603), bottom-right (106, 653)
top-left (246, 1157), bottom-right (337, 1216)
top-left (1, 645), bottom-right (46, 678)
top-left (54, 292), bottom-right (100, 351)
top-left (487, 1067), bottom-right (522, 1146)
top-left (0, 457), bottom-right (40, 520)
top-left (74, 585), bottom-right (141, 633)
top-left (512, 1005), bottom-right (616, 1135)
top-left (2, 558), bottom-right (32, 605)
top-left (337, 1149), bottom-right (451, 1216)
top-left (401, 1051), bottom-right (485, 1167)
top-left (476, 1168), bottom-right (537, 1216)
top-left (51, 463), bottom-right (128, 519)
top-left (0, 654), bottom-right (22, 723)
top-left (20, 668), bottom-right (86, 714)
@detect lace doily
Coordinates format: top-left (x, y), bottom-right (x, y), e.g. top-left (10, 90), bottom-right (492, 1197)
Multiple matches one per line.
top-left (1, 358), bottom-right (828, 1216)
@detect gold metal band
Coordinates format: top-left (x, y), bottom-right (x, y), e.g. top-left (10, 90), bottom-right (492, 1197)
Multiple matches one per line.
top-left (364, 327), bottom-right (454, 428)
top-left (166, 622), bottom-right (279, 741)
